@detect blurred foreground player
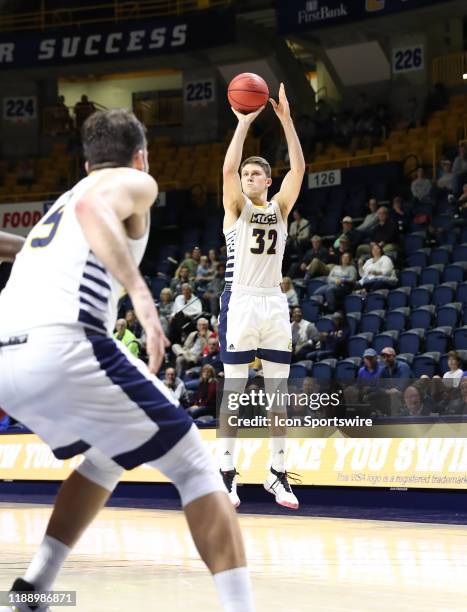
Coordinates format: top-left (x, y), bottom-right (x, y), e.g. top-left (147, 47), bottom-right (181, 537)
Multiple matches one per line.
top-left (0, 110), bottom-right (254, 612)
top-left (220, 84), bottom-right (305, 508)
top-left (0, 231), bottom-right (25, 263)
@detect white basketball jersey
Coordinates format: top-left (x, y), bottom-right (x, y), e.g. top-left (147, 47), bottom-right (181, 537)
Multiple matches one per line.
top-left (0, 172), bottom-right (149, 336)
top-left (223, 198), bottom-right (287, 290)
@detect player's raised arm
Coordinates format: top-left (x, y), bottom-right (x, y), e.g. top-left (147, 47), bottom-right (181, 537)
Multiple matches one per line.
top-left (75, 168), bottom-right (168, 373)
top-left (223, 106), bottom-right (264, 216)
top-left (270, 84), bottom-right (306, 219)
top-left (0, 230), bottom-right (25, 262)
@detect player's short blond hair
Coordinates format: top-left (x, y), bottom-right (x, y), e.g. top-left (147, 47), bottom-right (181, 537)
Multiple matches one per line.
top-left (240, 156), bottom-right (271, 178)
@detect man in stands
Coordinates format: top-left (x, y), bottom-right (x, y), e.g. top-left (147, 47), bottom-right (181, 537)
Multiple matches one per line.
top-left (291, 306), bottom-right (319, 362)
top-left (169, 283), bottom-right (202, 343)
top-left (172, 316), bottom-right (210, 376)
top-left (114, 318), bottom-right (140, 358)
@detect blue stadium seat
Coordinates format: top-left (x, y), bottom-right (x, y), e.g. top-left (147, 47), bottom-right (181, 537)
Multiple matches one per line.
top-left (410, 284), bottom-right (434, 308)
top-left (453, 244), bottom-right (467, 263)
top-left (316, 316), bottom-right (335, 333)
top-left (432, 282), bottom-right (457, 306)
top-left (453, 326), bottom-right (467, 351)
top-left (456, 282), bottom-right (467, 305)
top-left (436, 302), bottom-right (462, 328)
top-left (335, 357), bottom-right (361, 380)
top-left (312, 359), bottom-right (337, 380)
top-left (399, 328), bottom-right (425, 355)
top-left (364, 289), bottom-right (388, 312)
top-left (346, 312), bottom-right (361, 336)
top-left (373, 330), bottom-right (399, 354)
top-left (462, 228), bottom-right (467, 243)
top-left (300, 299), bottom-right (321, 323)
top-left (150, 276), bottom-right (169, 300)
top-left (396, 353), bottom-right (414, 368)
top-left (429, 246), bottom-right (452, 265)
top-left (347, 333), bottom-right (374, 358)
top-left (406, 250), bottom-right (429, 268)
top-left (399, 267), bottom-right (421, 288)
top-left (387, 287), bottom-right (411, 310)
top-left (440, 228), bottom-right (459, 247)
top-left (344, 293), bottom-right (364, 314)
top-left (385, 307), bottom-right (410, 332)
top-left (432, 214), bottom-right (454, 230)
top-left (443, 262), bottom-right (467, 283)
top-left (307, 277), bottom-right (328, 296)
top-left (425, 327), bottom-right (452, 353)
top-left (410, 305), bottom-right (436, 329)
top-left (420, 264), bottom-right (444, 286)
top-left (404, 232), bottom-right (425, 254)
top-left (413, 352), bottom-right (441, 377)
top-left (360, 310), bottom-right (385, 334)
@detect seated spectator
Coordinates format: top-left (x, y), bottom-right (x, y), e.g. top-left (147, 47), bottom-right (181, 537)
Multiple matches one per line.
top-left (380, 347), bottom-right (411, 393)
top-left (281, 276), bottom-right (299, 307)
top-left (158, 287), bottom-right (174, 336)
top-left (287, 209), bottom-right (311, 254)
top-left (452, 143), bottom-right (467, 195)
top-left (201, 262), bottom-right (225, 316)
top-left (187, 364), bottom-right (218, 419)
top-left (169, 283), bottom-right (202, 343)
top-left (114, 318), bottom-right (140, 357)
top-left (411, 167), bottom-right (432, 202)
top-left (358, 348), bottom-right (382, 381)
top-left (207, 248), bottom-right (220, 272)
top-left (327, 235), bottom-right (354, 265)
top-left (313, 252), bottom-right (357, 311)
top-left (172, 317), bottom-right (210, 376)
top-left (403, 97), bottom-right (421, 129)
top-left (170, 265), bottom-right (194, 296)
top-left (201, 338), bottom-right (223, 375)
top-left (400, 385), bottom-right (432, 417)
top-left (390, 196), bottom-right (410, 235)
top-left (356, 198), bottom-right (379, 235)
top-left (358, 242), bottom-right (397, 290)
top-left (442, 351), bottom-right (464, 388)
top-left (306, 312), bottom-right (349, 361)
top-left (436, 159), bottom-right (455, 193)
top-left (333, 216), bottom-right (360, 250)
top-left (445, 376), bottom-right (467, 416)
top-left (124, 308), bottom-right (142, 338)
top-left (291, 306), bottom-right (319, 362)
top-left (74, 94), bottom-right (96, 129)
top-left (163, 367), bottom-right (188, 405)
top-left (356, 206), bottom-right (398, 256)
top-left (294, 234), bottom-right (332, 279)
top-left (177, 246), bottom-right (201, 278)
top-left (195, 255), bottom-right (214, 292)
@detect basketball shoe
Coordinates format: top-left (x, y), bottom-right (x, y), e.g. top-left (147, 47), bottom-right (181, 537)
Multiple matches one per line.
top-left (0, 578), bottom-right (51, 612)
top-left (220, 468), bottom-right (240, 508)
top-left (264, 467), bottom-right (300, 509)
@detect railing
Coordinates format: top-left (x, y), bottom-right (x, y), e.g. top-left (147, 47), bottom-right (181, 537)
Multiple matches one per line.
top-left (273, 151), bottom-right (390, 176)
top-left (432, 52), bottom-right (467, 87)
top-left (0, 0), bottom-right (231, 33)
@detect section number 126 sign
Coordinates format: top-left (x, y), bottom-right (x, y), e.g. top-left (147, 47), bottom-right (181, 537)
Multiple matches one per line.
top-left (308, 169), bottom-right (341, 189)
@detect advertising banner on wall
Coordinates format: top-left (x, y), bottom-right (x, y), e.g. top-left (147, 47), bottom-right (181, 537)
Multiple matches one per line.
top-left (277, 0), bottom-right (447, 34)
top-left (0, 432), bottom-right (466, 489)
top-left (0, 201), bottom-right (50, 236)
top-left (0, 8), bottom-right (235, 70)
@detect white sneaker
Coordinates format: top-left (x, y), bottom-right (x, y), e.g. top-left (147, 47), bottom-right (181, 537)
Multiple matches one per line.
top-left (264, 467), bottom-right (300, 509)
top-left (220, 469), bottom-right (240, 508)
top-left (0, 578), bottom-right (51, 612)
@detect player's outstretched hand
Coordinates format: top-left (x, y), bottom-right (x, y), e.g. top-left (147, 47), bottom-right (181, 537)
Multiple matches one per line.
top-left (269, 83), bottom-right (291, 121)
top-left (231, 105), bottom-right (265, 125)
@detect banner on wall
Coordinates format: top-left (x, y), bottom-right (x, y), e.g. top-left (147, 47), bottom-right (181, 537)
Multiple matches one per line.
top-left (0, 201), bottom-right (50, 236)
top-left (277, 0), bottom-right (447, 34)
top-left (0, 432), bottom-right (466, 489)
top-left (0, 8), bottom-right (235, 69)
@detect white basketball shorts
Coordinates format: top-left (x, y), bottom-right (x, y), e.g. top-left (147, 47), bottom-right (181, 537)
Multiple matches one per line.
top-left (218, 285), bottom-right (292, 365)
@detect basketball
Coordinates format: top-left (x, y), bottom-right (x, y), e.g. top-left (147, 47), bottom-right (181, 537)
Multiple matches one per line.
top-left (227, 72), bottom-right (269, 113)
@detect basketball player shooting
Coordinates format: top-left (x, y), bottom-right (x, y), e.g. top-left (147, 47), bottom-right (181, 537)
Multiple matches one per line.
top-left (220, 83), bottom-right (306, 509)
top-left (0, 110), bottom-right (254, 612)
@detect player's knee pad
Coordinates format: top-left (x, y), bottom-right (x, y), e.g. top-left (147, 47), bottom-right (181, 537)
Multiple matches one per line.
top-left (262, 359), bottom-right (290, 414)
top-left (149, 425), bottom-right (224, 507)
top-left (76, 448), bottom-right (124, 493)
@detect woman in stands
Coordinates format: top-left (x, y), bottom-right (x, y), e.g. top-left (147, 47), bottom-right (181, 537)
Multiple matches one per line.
top-left (187, 364), bottom-right (218, 419)
top-left (313, 252), bottom-right (357, 311)
top-left (358, 242), bottom-right (397, 291)
top-left (442, 351), bottom-right (464, 388)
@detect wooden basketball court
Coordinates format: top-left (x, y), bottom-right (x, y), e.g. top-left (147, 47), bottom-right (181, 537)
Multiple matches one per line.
top-left (1, 503), bottom-right (466, 611)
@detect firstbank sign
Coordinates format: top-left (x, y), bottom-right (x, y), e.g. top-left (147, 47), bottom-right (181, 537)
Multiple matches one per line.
top-left (298, 1), bottom-right (349, 24)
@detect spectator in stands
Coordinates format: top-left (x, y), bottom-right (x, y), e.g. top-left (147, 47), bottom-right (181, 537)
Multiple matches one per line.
top-left (291, 306), bottom-right (319, 362)
top-left (403, 97), bottom-right (421, 129)
top-left (163, 367), bottom-right (188, 405)
top-left (358, 348), bottom-right (382, 380)
top-left (452, 143), bottom-right (467, 195)
top-left (442, 351), bottom-right (464, 388)
top-left (445, 376), bottom-right (467, 416)
top-left (114, 318), bottom-right (140, 357)
top-left (207, 248), bottom-right (220, 272)
top-left (293, 234), bottom-right (331, 279)
top-left (169, 283), bottom-right (202, 343)
top-left (313, 252), bottom-right (357, 311)
top-left (307, 312), bottom-right (349, 361)
top-left (195, 255), bottom-right (214, 292)
top-left (390, 196), bottom-right (410, 235)
top-left (358, 242), bottom-right (397, 290)
top-left (281, 276), bottom-right (299, 307)
top-left (328, 235), bottom-right (354, 264)
top-left (436, 159), bottom-right (455, 194)
top-left (287, 209), bottom-right (311, 254)
top-left (411, 167), bottom-right (432, 202)
top-left (456, 183), bottom-right (467, 217)
top-left (172, 316), bottom-right (210, 376)
top-left (187, 364), bottom-right (217, 419)
top-left (124, 308), bottom-right (141, 338)
top-left (424, 82), bottom-right (448, 116)
top-left (177, 246), bottom-right (201, 278)
top-left (201, 262), bottom-right (225, 316)
top-left (201, 338), bottom-right (223, 375)
top-left (158, 287), bottom-right (174, 336)
top-left (333, 216), bottom-right (359, 250)
top-left (333, 111), bottom-right (355, 149)
top-left (357, 206), bottom-right (398, 256)
top-left (400, 385), bottom-right (431, 417)
top-left (379, 347), bottom-right (411, 392)
top-left (74, 94), bottom-right (96, 129)
top-left (356, 198), bottom-right (379, 235)
top-left (170, 265), bottom-right (193, 296)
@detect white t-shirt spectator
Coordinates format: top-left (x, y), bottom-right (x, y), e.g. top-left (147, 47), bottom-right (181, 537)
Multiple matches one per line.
top-left (411, 177), bottom-right (432, 200)
top-left (173, 294), bottom-right (202, 317)
top-left (442, 369), bottom-right (464, 388)
top-left (361, 255), bottom-right (396, 280)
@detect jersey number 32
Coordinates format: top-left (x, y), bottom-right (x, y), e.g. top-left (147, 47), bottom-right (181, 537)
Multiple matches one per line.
top-left (250, 228), bottom-right (277, 255)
